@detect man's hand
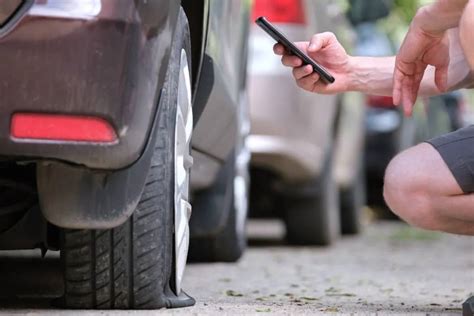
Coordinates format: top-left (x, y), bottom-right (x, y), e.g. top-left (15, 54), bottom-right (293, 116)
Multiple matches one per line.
top-left (393, 8), bottom-right (453, 116)
top-left (273, 32), bottom-right (351, 94)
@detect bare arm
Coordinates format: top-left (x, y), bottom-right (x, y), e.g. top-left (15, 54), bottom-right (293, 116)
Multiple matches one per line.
top-left (392, 0), bottom-right (470, 115)
top-left (348, 29), bottom-right (473, 96)
top-left (415, 0), bottom-right (469, 34)
top-left (275, 30), bottom-right (472, 98)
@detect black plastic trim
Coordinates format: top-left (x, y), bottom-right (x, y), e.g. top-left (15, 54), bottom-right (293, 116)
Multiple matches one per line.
top-left (192, 53), bottom-right (215, 127)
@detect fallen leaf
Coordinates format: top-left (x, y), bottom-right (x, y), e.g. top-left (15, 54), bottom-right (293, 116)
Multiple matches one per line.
top-left (225, 290), bottom-right (243, 297)
top-left (325, 287), bottom-right (341, 293)
top-left (326, 293), bottom-right (356, 297)
top-left (301, 296), bottom-right (319, 301)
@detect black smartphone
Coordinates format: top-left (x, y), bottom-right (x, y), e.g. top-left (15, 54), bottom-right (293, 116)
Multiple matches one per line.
top-left (255, 16), bottom-right (335, 84)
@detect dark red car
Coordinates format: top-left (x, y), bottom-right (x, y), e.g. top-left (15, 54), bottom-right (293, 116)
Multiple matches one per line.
top-left (0, 0), bottom-right (250, 309)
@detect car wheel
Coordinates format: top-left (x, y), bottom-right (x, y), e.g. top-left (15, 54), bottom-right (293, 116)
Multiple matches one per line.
top-left (60, 8), bottom-right (194, 309)
top-left (188, 148), bottom-right (249, 262)
top-left (284, 150), bottom-right (340, 246)
top-left (340, 158), bottom-right (366, 235)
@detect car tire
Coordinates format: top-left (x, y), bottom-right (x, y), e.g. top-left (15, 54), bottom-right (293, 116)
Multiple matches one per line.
top-left (284, 149), bottom-right (340, 246)
top-left (340, 158), bottom-right (366, 235)
top-left (188, 150), bottom-right (248, 262)
top-left (60, 8), bottom-right (194, 309)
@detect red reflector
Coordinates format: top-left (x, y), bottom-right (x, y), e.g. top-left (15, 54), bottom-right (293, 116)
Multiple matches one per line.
top-left (11, 113), bottom-right (117, 143)
top-left (366, 95), bottom-right (395, 108)
top-left (252, 0), bottom-right (305, 24)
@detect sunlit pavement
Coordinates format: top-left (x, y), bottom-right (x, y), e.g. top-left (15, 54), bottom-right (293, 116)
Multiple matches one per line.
top-left (0, 220), bottom-right (472, 315)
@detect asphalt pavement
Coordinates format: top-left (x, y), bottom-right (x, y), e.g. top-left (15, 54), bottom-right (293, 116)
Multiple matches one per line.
top-left (0, 220), bottom-right (472, 315)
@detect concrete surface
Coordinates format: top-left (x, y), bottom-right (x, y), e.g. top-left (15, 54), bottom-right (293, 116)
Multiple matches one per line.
top-left (0, 220), bottom-right (472, 315)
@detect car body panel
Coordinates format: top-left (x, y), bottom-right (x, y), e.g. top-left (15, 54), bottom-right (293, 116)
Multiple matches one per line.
top-left (0, 0), bottom-right (180, 170)
top-left (191, 0), bottom-right (250, 162)
top-left (334, 92), bottom-right (365, 188)
top-left (190, 149), bottom-right (221, 190)
top-left (190, 0), bottom-right (251, 190)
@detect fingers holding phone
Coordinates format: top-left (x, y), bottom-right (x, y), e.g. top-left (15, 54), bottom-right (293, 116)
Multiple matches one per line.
top-left (273, 32), bottom-right (352, 94)
top-left (275, 42), bottom-right (308, 67)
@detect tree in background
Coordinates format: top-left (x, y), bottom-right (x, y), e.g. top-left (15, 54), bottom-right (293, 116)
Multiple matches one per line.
top-left (381, 0), bottom-right (433, 45)
top-left (392, 0), bottom-right (423, 24)
top-left (344, 0), bottom-right (432, 45)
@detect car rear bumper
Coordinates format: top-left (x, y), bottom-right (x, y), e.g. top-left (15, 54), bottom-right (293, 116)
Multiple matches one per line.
top-left (0, 0), bottom-right (179, 170)
top-left (247, 135), bottom-right (324, 182)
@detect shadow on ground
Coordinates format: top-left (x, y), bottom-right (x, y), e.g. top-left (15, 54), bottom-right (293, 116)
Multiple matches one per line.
top-left (0, 253), bottom-right (62, 309)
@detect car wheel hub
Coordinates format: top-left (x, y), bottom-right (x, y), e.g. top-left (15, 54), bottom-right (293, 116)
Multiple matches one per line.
top-left (174, 48), bottom-right (193, 294)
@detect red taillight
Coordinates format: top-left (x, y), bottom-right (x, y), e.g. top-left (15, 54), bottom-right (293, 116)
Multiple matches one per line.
top-left (11, 113), bottom-right (117, 143)
top-left (366, 95), bottom-right (395, 108)
top-left (252, 0), bottom-right (305, 24)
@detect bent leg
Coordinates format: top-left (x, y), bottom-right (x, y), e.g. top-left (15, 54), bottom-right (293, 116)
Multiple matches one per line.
top-left (383, 142), bottom-right (474, 235)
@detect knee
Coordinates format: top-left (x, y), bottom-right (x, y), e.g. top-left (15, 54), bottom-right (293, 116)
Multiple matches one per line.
top-left (383, 145), bottom-right (442, 230)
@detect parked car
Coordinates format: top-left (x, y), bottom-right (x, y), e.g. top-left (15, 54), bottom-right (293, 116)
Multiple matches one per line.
top-left (0, 0), bottom-right (250, 310)
top-left (248, 0), bottom-right (366, 246)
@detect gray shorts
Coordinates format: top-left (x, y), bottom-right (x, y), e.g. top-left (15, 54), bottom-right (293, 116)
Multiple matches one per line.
top-left (426, 125), bottom-right (474, 193)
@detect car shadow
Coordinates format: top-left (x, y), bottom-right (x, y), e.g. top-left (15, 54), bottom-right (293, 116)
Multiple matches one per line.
top-left (246, 218), bottom-right (289, 248)
top-left (247, 237), bottom-right (289, 247)
top-left (0, 252), bottom-right (62, 309)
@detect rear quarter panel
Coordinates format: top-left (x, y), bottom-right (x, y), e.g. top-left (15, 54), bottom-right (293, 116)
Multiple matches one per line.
top-left (0, 0), bottom-right (180, 169)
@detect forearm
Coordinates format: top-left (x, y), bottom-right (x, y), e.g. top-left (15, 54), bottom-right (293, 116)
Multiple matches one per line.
top-left (347, 42), bottom-right (473, 97)
top-left (415, 0), bottom-right (469, 34)
top-left (347, 56), bottom-right (396, 96)
top-left (347, 56), bottom-right (435, 96)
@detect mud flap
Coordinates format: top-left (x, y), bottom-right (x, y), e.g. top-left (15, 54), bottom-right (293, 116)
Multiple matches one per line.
top-left (37, 92), bottom-right (164, 230)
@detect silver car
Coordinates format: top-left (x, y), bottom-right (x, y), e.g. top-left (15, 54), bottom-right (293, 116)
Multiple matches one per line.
top-left (248, 0), bottom-right (366, 245)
